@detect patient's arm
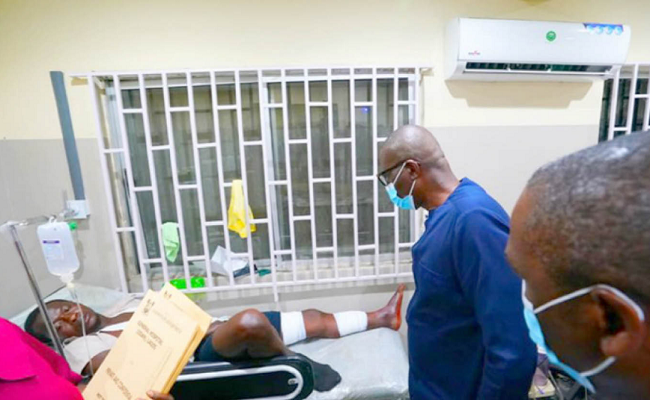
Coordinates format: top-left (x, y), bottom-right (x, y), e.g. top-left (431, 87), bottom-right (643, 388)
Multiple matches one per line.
top-left (82, 350), bottom-right (110, 376)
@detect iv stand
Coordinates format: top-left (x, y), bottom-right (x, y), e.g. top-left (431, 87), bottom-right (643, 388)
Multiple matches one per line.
top-left (2, 215), bottom-right (69, 362)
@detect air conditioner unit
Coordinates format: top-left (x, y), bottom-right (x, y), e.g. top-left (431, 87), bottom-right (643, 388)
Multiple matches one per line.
top-left (446, 18), bottom-right (631, 81)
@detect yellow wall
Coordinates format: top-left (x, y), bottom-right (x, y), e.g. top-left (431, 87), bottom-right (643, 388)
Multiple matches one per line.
top-left (1, 0), bottom-right (649, 141)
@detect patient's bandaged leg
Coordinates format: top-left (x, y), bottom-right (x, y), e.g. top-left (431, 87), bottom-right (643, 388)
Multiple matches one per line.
top-left (334, 311), bottom-right (368, 337)
top-left (280, 312), bottom-right (307, 345)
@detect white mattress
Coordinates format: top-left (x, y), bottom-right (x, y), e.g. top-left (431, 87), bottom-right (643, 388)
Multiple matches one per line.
top-left (291, 328), bottom-right (409, 400)
top-left (11, 284), bottom-right (410, 399)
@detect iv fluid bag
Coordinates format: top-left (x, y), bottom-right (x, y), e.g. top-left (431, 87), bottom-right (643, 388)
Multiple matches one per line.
top-left (37, 222), bottom-right (79, 278)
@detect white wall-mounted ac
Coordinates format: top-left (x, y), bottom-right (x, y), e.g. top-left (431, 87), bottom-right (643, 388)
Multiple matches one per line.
top-left (446, 18), bottom-right (631, 81)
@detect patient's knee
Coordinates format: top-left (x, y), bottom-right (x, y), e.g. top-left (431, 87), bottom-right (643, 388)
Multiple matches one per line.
top-left (233, 309), bottom-right (270, 342)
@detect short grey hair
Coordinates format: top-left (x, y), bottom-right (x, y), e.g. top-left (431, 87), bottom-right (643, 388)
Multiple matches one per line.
top-left (523, 131), bottom-right (650, 303)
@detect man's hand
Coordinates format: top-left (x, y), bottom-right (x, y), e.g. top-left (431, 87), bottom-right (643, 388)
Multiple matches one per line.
top-left (137, 390), bottom-right (174, 400)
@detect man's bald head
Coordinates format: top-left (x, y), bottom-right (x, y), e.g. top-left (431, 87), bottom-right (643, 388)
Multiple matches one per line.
top-left (519, 131), bottom-right (650, 303)
top-left (379, 125), bottom-right (446, 168)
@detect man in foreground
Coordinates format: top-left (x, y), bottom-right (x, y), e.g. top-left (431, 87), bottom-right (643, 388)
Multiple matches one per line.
top-left (506, 131), bottom-right (650, 398)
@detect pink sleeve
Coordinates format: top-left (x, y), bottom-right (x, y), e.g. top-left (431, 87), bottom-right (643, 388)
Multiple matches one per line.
top-left (20, 328), bottom-right (83, 384)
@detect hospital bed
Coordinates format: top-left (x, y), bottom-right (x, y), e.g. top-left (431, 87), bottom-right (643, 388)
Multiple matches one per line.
top-left (11, 284), bottom-right (410, 400)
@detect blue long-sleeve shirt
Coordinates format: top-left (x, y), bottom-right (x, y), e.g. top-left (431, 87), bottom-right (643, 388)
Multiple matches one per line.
top-left (407, 178), bottom-right (536, 400)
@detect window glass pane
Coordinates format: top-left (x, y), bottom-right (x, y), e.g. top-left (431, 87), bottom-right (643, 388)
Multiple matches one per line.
top-left (288, 82), bottom-right (307, 140)
top-left (217, 84), bottom-right (236, 106)
top-left (355, 107), bottom-right (373, 176)
top-left (334, 143), bottom-right (352, 214)
top-left (181, 189), bottom-right (203, 256)
top-left (332, 81), bottom-right (351, 138)
top-left (124, 113), bottom-right (151, 187)
top-left (398, 105), bottom-right (414, 127)
top-left (399, 208), bottom-right (412, 243)
top-left (153, 150), bottom-right (177, 223)
top-left (199, 148), bottom-right (222, 221)
top-left (357, 181), bottom-right (374, 245)
top-left (242, 82), bottom-right (262, 141)
top-left (97, 80), bottom-right (120, 149)
top-left (337, 219), bottom-right (354, 258)
top-left (269, 108), bottom-right (287, 180)
top-left (147, 88), bottom-right (168, 146)
top-left (377, 141), bottom-right (394, 213)
top-left (379, 217), bottom-right (395, 254)
top-left (171, 112), bottom-right (196, 184)
top-left (225, 187), bottom-right (248, 254)
top-left (309, 81), bottom-right (327, 102)
top-left (309, 69), bottom-right (328, 77)
top-left (193, 86), bottom-right (215, 143)
top-left (252, 223), bottom-right (271, 264)
top-left (398, 78), bottom-right (409, 101)
top-left (635, 78), bottom-right (648, 95)
top-left (170, 87), bottom-right (189, 107)
top-left (359, 249), bottom-right (374, 276)
top-left (136, 191), bottom-right (160, 259)
top-left (311, 107), bottom-right (330, 178)
top-left (377, 79), bottom-right (394, 137)
top-left (268, 83), bottom-right (282, 103)
top-left (122, 89), bottom-right (141, 109)
top-left (246, 146), bottom-right (267, 219)
top-left (378, 181), bottom-right (394, 213)
top-left (295, 221), bottom-right (313, 261)
top-left (206, 226), bottom-right (226, 256)
top-left (119, 231), bottom-right (139, 288)
top-left (144, 263), bottom-right (164, 291)
top-left (314, 183), bottom-right (333, 247)
top-left (274, 186), bottom-right (291, 251)
top-left (290, 144), bottom-right (310, 216)
top-left (399, 248), bottom-right (413, 273)
top-left (355, 80), bottom-right (372, 102)
top-left (218, 110), bottom-right (242, 182)
top-left (107, 153), bottom-right (132, 228)
top-left (633, 98), bottom-right (647, 132)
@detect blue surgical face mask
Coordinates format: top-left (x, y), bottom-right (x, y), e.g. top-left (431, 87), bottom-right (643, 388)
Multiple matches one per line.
top-left (384, 162), bottom-right (417, 210)
top-left (522, 281), bottom-right (645, 393)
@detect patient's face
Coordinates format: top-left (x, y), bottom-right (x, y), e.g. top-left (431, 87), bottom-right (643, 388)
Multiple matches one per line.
top-left (34, 300), bottom-right (101, 340)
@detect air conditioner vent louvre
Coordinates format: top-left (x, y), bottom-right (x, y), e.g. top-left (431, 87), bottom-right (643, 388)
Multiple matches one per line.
top-left (465, 62), bottom-right (611, 74)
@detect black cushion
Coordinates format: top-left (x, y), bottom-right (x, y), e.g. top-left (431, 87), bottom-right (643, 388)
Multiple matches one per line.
top-left (170, 354), bottom-right (314, 400)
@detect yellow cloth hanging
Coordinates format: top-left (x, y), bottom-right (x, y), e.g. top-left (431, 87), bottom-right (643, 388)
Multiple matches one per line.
top-left (228, 179), bottom-right (256, 239)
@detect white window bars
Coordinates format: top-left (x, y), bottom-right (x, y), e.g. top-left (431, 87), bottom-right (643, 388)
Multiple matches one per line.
top-left (602, 63), bottom-right (650, 141)
top-left (81, 67), bottom-right (425, 299)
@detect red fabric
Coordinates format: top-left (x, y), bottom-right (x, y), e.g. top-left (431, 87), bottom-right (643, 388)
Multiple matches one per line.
top-left (0, 317), bottom-right (83, 400)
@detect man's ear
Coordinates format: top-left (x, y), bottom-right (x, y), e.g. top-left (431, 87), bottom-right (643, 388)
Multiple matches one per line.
top-left (405, 160), bottom-right (421, 179)
top-left (592, 288), bottom-right (647, 358)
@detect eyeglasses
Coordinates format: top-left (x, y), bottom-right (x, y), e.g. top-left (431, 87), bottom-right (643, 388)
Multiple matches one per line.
top-left (376, 160), bottom-right (407, 187)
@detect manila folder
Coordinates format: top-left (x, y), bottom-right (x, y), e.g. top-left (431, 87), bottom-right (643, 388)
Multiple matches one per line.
top-left (83, 287), bottom-right (208, 399)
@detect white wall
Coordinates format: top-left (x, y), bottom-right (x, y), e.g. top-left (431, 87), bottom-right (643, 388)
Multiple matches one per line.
top-left (1, 0), bottom-right (649, 317)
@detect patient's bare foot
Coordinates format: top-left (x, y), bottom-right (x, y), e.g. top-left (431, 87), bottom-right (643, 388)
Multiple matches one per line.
top-left (368, 284), bottom-right (405, 331)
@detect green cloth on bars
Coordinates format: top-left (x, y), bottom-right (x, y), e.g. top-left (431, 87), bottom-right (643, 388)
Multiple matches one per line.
top-left (162, 222), bottom-right (180, 262)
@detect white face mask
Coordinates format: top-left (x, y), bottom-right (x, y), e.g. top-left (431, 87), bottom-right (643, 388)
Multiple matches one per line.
top-left (522, 282), bottom-right (645, 393)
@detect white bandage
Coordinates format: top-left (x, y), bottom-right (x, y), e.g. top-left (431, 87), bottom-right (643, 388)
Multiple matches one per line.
top-left (280, 311), bottom-right (307, 345)
top-left (334, 311), bottom-right (368, 337)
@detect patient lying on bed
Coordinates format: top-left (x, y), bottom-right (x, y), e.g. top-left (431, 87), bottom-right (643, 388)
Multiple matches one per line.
top-left (24, 284), bottom-right (405, 392)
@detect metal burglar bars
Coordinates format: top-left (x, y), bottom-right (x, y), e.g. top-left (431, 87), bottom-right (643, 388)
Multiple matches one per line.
top-left (601, 63), bottom-right (650, 141)
top-left (81, 67), bottom-right (424, 299)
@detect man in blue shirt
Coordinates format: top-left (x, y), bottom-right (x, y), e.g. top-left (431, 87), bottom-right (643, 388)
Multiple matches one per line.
top-left (378, 125), bottom-right (536, 399)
